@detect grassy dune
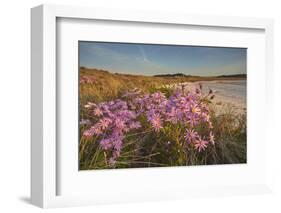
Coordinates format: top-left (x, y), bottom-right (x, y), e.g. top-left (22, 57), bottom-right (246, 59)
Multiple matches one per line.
top-left (79, 68), bottom-right (246, 170)
top-left (80, 67), bottom-right (246, 103)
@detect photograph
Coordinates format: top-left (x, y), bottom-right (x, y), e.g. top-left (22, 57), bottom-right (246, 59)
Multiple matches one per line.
top-left (78, 41), bottom-right (247, 170)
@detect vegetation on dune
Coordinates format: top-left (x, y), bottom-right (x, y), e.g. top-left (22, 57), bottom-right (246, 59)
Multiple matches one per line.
top-left (80, 68), bottom-right (193, 103)
top-left (79, 68), bottom-right (246, 170)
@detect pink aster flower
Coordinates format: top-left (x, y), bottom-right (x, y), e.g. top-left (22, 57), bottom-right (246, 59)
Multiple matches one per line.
top-left (187, 115), bottom-right (199, 127)
top-left (83, 124), bottom-right (102, 138)
top-left (184, 129), bottom-right (199, 144)
top-left (99, 138), bottom-right (113, 150)
top-left (151, 115), bottom-right (162, 132)
top-left (80, 75), bottom-right (97, 84)
top-left (99, 118), bottom-right (112, 130)
top-left (115, 118), bottom-right (126, 130)
top-left (165, 107), bottom-right (178, 123)
top-left (93, 107), bottom-right (103, 117)
top-left (83, 129), bottom-right (95, 138)
top-left (92, 124), bottom-right (102, 136)
top-left (190, 105), bottom-right (201, 114)
top-left (194, 139), bottom-right (208, 152)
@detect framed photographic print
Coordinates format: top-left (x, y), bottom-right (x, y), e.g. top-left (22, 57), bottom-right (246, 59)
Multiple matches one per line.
top-left (31, 4), bottom-right (274, 208)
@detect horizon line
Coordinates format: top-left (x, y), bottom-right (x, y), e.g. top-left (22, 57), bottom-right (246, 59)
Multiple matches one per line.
top-left (80, 66), bottom-right (247, 78)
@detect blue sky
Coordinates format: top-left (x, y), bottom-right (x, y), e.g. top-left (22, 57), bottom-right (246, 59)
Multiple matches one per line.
top-left (79, 41), bottom-right (246, 76)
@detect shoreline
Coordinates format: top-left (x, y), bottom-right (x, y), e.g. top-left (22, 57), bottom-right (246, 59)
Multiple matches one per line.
top-left (165, 79), bottom-right (246, 115)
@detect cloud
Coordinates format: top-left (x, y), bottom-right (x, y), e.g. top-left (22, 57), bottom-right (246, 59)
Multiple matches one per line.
top-left (138, 46), bottom-right (149, 62)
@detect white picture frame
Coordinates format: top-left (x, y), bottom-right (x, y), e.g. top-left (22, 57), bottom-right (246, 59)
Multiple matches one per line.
top-left (31, 4), bottom-right (274, 208)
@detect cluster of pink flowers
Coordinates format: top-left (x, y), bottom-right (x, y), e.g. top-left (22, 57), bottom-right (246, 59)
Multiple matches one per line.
top-left (80, 75), bottom-right (97, 84)
top-left (82, 99), bottom-right (141, 164)
top-left (123, 87), bottom-right (215, 149)
top-left (81, 85), bottom-right (215, 164)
